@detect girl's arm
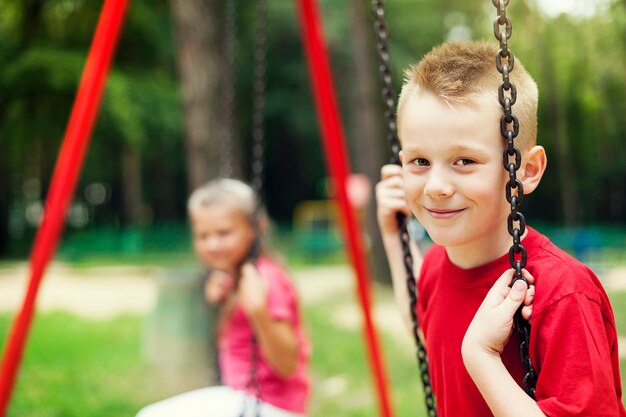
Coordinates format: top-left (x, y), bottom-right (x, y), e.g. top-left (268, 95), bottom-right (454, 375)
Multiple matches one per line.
top-left (462, 269), bottom-right (543, 417)
top-left (238, 264), bottom-right (298, 378)
top-left (376, 164), bottom-right (423, 334)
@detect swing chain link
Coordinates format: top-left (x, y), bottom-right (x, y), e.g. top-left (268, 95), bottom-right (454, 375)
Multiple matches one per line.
top-left (399, 216), bottom-right (438, 417)
top-left (220, 0), bottom-right (238, 178)
top-left (251, 0), bottom-right (268, 199)
top-left (371, 0), bottom-right (401, 166)
top-left (239, 3), bottom-right (268, 416)
top-left (493, 0), bottom-right (538, 400)
top-left (252, 2), bottom-right (267, 414)
top-left (371, 1), bottom-right (437, 415)
top-left (237, 334), bottom-right (262, 417)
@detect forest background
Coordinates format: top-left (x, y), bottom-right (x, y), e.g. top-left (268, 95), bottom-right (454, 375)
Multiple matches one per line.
top-left (0, 0), bottom-right (624, 276)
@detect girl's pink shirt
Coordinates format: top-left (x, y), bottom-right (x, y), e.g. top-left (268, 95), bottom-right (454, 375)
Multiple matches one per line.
top-left (218, 257), bottom-right (310, 413)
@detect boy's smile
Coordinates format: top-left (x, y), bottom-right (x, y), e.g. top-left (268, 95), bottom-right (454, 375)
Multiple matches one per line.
top-left (399, 91), bottom-right (514, 268)
top-left (426, 207), bottom-right (466, 219)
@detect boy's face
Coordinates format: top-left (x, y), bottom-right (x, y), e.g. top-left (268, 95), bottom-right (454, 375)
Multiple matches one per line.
top-left (399, 92), bottom-right (511, 252)
top-left (190, 204), bottom-right (255, 274)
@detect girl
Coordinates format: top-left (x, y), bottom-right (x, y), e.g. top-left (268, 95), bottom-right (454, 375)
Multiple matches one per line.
top-left (137, 178), bottom-right (310, 417)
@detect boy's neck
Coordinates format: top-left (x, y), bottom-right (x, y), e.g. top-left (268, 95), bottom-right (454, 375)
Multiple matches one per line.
top-left (445, 227), bottom-right (528, 270)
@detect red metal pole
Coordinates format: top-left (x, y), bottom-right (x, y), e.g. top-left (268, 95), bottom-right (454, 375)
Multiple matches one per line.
top-left (0, 1), bottom-right (130, 414)
top-left (296, 2), bottom-right (395, 417)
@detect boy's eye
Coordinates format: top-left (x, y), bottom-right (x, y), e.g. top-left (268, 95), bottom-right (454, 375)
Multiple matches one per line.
top-left (412, 158), bottom-right (430, 167)
top-left (455, 158), bottom-right (475, 166)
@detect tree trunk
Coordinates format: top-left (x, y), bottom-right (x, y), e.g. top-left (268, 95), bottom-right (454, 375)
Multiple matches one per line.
top-left (120, 146), bottom-right (145, 225)
top-left (168, 0), bottom-right (221, 386)
top-left (170, 0), bottom-right (223, 191)
top-left (348, 0), bottom-right (390, 284)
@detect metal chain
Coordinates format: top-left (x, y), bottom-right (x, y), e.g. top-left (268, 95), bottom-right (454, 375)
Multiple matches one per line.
top-left (219, 0), bottom-right (237, 178)
top-left (371, 1), bottom-right (437, 415)
top-left (492, 0), bottom-right (538, 399)
top-left (238, 335), bottom-right (262, 417)
top-left (250, 0), bottom-right (267, 198)
top-left (239, 2), bottom-right (268, 416)
top-left (371, 0), bottom-right (401, 165)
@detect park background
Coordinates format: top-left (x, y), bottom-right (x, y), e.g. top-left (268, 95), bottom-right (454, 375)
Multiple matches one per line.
top-left (0, 0), bottom-right (625, 416)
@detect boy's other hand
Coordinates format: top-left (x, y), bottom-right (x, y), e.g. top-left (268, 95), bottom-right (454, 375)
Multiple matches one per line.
top-left (238, 263), bottom-right (269, 316)
top-left (462, 269), bottom-right (535, 359)
top-left (205, 270), bottom-right (235, 305)
top-left (376, 164), bottom-right (412, 235)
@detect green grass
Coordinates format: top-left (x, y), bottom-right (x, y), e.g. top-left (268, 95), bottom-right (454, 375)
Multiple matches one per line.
top-left (1, 288), bottom-right (624, 416)
top-left (0, 309), bottom-right (425, 417)
top-left (304, 299), bottom-right (425, 417)
top-left (0, 313), bottom-right (164, 417)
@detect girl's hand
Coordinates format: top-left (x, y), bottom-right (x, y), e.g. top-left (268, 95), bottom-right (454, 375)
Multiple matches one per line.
top-left (462, 269), bottom-right (535, 358)
top-left (238, 263), bottom-right (269, 317)
top-left (205, 270), bottom-right (235, 305)
top-left (375, 164), bottom-right (412, 235)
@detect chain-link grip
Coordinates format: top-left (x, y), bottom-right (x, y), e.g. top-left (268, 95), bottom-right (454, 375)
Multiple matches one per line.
top-left (220, 0), bottom-right (237, 178)
top-left (371, 1), bottom-right (437, 415)
top-left (493, 0), bottom-right (537, 399)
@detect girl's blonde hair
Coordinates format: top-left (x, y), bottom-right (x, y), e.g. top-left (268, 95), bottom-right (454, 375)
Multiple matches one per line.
top-left (187, 178), bottom-right (267, 226)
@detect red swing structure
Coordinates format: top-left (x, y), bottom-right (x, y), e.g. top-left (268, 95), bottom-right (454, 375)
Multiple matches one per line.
top-left (0, 1), bottom-right (395, 417)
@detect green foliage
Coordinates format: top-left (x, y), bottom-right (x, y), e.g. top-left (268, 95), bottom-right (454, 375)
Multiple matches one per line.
top-left (1, 0), bottom-right (626, 257)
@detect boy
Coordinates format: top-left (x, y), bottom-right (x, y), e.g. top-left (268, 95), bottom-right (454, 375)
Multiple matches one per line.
top-left (376, 41), bottom-right (625, 416)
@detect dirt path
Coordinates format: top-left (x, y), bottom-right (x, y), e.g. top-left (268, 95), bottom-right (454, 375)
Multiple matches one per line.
top-left (0, 262), bottom-right (157, 319)
top-left (1, 261), bottom-right (625, 358)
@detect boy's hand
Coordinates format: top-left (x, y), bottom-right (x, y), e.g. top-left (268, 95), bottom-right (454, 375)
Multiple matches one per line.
top-left (462, 269), bottom-right (535, 358)
top-left (238, 263), bottom-right (269, 317)
top-left (376, 164), bottom-right (412, 235)
top-left (205, 270), bottom-right (235, 305)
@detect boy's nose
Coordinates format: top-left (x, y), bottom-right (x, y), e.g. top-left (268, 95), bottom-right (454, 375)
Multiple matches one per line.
top-left (423, 170), bottom-right (454, 199)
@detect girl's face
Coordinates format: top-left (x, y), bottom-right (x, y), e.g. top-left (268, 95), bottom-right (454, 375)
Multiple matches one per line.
top-left (190, 204), bottom-right (255, 275)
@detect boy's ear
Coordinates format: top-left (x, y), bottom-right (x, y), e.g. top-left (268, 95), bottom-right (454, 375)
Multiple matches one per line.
top-left (520, 145), bottom-right (547, 195)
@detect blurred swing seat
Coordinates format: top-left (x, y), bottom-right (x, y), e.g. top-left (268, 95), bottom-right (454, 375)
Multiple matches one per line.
top-left (292, 200), bottom-right (343, 259)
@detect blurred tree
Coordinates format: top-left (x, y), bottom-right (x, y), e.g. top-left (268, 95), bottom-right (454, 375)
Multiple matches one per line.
top-left (347, 0), bottom-right (389, 283)
top-left (169, 0), bottom-right (225, 191)
top-left (0, 0), bottom-right (184, 251)
top-left (0, 0), bottom-right (624, 258)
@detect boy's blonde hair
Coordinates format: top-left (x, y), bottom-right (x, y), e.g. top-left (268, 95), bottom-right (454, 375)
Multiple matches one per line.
top-left (187, 178), bottom-right (265, 224)
top-left (397, 40), bottom-right (538, 149)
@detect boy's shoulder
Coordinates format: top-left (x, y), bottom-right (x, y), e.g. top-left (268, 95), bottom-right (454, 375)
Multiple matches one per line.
top-left (529, 228), bottom-right (596, 283)
top-left (527, 228), bottom-right (610, 316)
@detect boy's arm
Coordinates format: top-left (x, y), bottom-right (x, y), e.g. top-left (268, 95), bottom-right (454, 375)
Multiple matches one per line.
top-left (462, 269), bottom-right (543, 417)
top-left (238, 264), bottom-right (298, 378)
top-left (465, 354), bottom-right (545, 416)
top-left (376, 164), bottom-right (423, 334)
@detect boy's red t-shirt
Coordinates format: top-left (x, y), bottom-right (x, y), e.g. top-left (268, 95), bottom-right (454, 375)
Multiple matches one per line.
top-left (218, 257), bottom-right (310, 413)
top-left (417, 227), bottom-right (626, 417)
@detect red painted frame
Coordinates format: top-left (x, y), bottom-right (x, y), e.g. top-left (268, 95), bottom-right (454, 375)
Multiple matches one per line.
top-left (0, 1), bottom-right (130, 415)
top-left (0, 2), bottom-right (394, 417)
